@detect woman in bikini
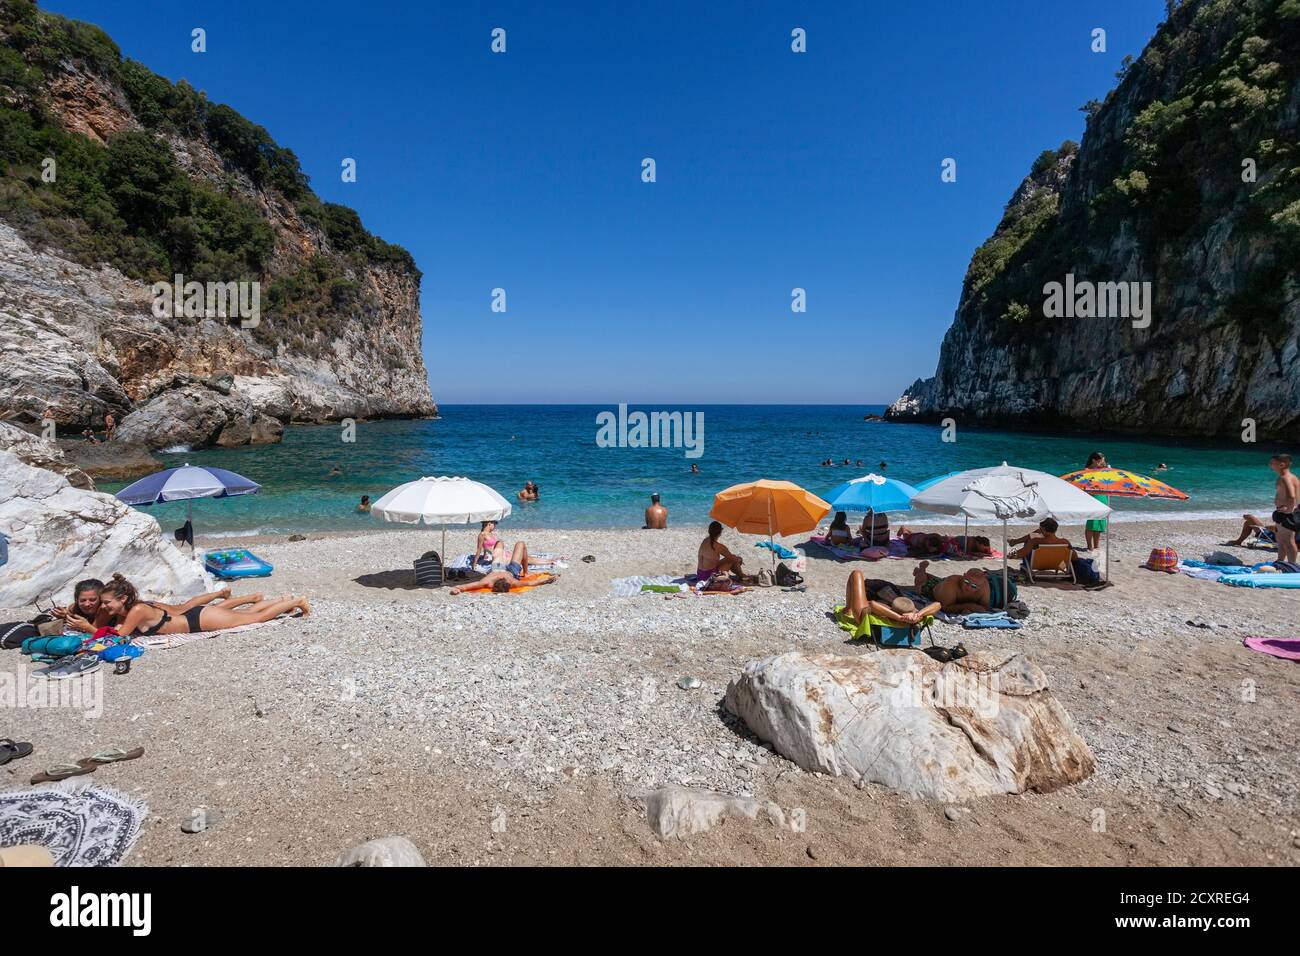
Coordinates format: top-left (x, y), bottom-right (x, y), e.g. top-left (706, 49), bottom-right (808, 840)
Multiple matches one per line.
top-left (99, 574), bottom-right (310, 637)
top-left (697, 521), bottom-right (743, 581)
top-left (476, 520), bottom-right (502, 568)
top-left (826, 512), bottom-right (854, 546)
top-left (56, 580), bottom-right (258, 633)
top-left (450, 541), bottom-right (555, 594)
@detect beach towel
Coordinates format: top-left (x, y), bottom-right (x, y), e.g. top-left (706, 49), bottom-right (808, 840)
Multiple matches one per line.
top-left (135, 614), bottom-right (294, 649)
top-left (0, 781), bottom-right (147, 866)
top-left (959, 612), bottom-right (1022, 630)
top-left (1220, 573), bottom-right (1300, 589)
top-left (456, 572), bottom-right (554, 594)
top-left (755, 540), bottom-right (799, 561)
top-left (610, 574), bottom-right (691, 597)
top-left (446, 552), bottom-right (568, 572)
top-left (832, 604), bottom-right (935, 643)
top-left (808, 536), bottom-right (882, 561)
top-left (1242, 637), bottom-right (1300, 661)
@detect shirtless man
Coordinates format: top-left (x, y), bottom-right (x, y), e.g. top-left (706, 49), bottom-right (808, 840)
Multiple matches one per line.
top-left (698, 521), bottom-right (743, 579)
top-left (912, 561), bottom-right (994, 614)
top-left (1271, 454), bottom-right (1299, 563)
top-left (643, 493), bottom-right (667, 529)
top-left (1008, 517), bottom-right (1071, 559)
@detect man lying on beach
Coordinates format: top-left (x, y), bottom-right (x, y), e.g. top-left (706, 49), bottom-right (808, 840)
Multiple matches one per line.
top-left (844, 571), bottom-right (940, 628)
top-left (698, 521), bottom-right (743, 580)
top-left (449, 541), bottom-right (559, 594)
top-left (1226, 514), bottom-right (1277, 547)
top-left (1008, 517), bottom-right (1071, 560)
top-left (912, 561), bottom-right (995, 614)
top-left (100, 574), bottom-right (309, 636)
top-left (896, 527), bottom-right (948, 557)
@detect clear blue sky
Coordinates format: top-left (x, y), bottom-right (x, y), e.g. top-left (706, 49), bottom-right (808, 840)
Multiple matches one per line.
top-left (46, 0), bottom-right (1166, 405)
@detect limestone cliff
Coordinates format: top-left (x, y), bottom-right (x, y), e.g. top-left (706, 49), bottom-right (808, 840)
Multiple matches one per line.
top-left (0, 0), bottom-right (436, 449)
top-left (888, 0), bottom-right (1300, 439)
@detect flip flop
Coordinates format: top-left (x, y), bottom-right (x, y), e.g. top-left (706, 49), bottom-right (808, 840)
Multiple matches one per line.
top-left (0, 739), bottom-right (34, 766)
top-left (30, 763), bottom-right (96, 784)
top-left (76, 746), bottom-right (145, 768)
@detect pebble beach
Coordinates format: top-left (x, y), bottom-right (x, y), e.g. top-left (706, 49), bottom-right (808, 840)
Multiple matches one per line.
top-left (2, 518), bottom-right (1298, 865)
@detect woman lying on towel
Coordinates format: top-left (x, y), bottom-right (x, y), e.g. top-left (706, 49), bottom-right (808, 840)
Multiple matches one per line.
top-left (844, 571), bottom-right (940, 627)
top-left (100, 574), bottom-right (310, 636)
top-left (55, 580), bottom-right (263, 634)
top-left (449, 540), bottom-right (557, 594)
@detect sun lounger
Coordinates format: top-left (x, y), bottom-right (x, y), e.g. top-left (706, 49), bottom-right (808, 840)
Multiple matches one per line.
top-left (1021, 544), bottom-right (1075, 584)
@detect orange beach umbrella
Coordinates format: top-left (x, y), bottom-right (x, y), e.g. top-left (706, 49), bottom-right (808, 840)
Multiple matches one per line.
top-left (710, 479), bottom-right (832, 538)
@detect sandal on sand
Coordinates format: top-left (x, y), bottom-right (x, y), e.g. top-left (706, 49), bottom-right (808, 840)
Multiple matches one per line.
top-left (76, 746), bottom-right (145, 768)
top-left (30, 763), bottom-right (97, 784)
top-left (0, 739), bottom-right (34, 766)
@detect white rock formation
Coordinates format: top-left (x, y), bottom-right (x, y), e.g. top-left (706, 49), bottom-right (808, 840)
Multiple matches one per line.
top-left (0, 448), bottom-right (208, 609)
top-left (335, 836), bottom-right (426, 867)
top-left (643, 786), bottom-right (788, 839)
top-left (725, 650), bottom-right (1095, 802)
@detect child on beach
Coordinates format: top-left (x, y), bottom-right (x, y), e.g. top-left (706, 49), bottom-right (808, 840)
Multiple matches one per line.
top-left (1271, 454), bottom-right (1299, 563)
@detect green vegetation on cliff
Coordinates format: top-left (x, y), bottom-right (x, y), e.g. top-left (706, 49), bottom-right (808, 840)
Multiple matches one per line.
top-left (971, 0), bottom-right (1300, 344)
top-left (0, 0), bottom-right (416, 303)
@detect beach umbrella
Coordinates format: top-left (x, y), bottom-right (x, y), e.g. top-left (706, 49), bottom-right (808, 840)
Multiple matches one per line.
top-left (115, 464), bottom-right (260, 549)
top-left (711, 479), bottom-right (831, 563)
top-left (1058, 468), bottom-right (1189, 501)
top-left (911, 463), bottom-right (1112, 604)
top-left (371, 476), bottom-right (512, 573)
top-left (824, 473), bottom-right (918, 545)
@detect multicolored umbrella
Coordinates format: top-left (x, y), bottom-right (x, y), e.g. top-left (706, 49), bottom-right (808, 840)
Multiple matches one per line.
top-left (1058, 468), bottom-right (1189, 500)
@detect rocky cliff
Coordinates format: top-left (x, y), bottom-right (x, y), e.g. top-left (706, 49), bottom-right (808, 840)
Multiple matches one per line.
top-left (888, 0), bottom-right (1300, 440)
top-left (0, 0), bottom-right (436, 450)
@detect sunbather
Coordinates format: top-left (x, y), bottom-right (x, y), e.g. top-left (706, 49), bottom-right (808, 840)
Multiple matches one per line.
top-left (449, 542), bottom-right (555, 594)
top-left (858, 512), bottom-right (890, 547)
top-left (912, 561), bottom-right (993, 614)
top-left (698, 521), bottom-right (743, 580)
top-left (54, 581), bottom-right (255, 633)
top-left (1008, 517), bottom-right (1072, 559)
top-left (1227, 514), bottom-right (1277, 547)
top-left (896, 527), bottom-right (948, 557)
top-left (844, 570), bottom-right (940, 627)
top-left (826, 511), bottom-right (854, 546)
top-left (100, 574), bottom-right (309, 636)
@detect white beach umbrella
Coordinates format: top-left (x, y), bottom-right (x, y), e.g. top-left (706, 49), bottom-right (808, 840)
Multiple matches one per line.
top-left (911, 462), bottom-right (1113, 605)
top-left (371, 476), bottom-right (513, 570)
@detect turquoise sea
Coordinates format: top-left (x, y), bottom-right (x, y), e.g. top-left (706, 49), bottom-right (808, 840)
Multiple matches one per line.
top-left (100, 405), bottom-right (1288, 536)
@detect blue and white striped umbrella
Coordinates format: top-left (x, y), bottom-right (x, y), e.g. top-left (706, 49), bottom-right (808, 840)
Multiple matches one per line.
top-left (116, 465), bottom-right (261, 506)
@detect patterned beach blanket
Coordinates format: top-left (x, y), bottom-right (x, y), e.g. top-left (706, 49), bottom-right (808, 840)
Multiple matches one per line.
top-left (0, 781), bottom-right (147, 866)
top-left (446, 552), bottom-right (568, 572)
top-left (610, 574), bottom-right (693, 597)
top-left (136, 615), bottom-right (293, 649)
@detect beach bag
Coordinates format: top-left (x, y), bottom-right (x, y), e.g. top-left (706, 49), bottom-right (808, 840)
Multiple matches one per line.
top-left (1143, 547), bottom-right (1179, 573)
top-left (20, 634), bottom-right (83, 659)
top-left (756, 568), bottom-right (775, 588)
top-left (1, 620), bottom-right (39, 650)
top-left (775, 562), bottom-right (803, 587)
top-left (413, 550), bottom-right (444, 587)
top-left (1071, 556), bottom-right (1101, 585)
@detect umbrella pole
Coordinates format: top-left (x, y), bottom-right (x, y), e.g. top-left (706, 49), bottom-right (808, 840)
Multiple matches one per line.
top-left (964, 515), bottom-right (969, 555)
top-left (441, 524), bottom-right (447, 586)
top-left (1104, 521), bottom-right (1110, 584)
top-left (187, 498), bottom-right (194, 554)
top-left (1002, 518), bottom-right (1009, 610)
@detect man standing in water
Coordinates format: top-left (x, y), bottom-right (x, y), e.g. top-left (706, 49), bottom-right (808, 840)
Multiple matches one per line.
top-left (1271, 454), bottom-right (1299, 563)
top-left (644, 493), bottom-right (667, 529)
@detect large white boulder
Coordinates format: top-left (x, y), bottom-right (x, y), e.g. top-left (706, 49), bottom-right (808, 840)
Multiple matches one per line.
top-left (725, 651), bottom-right (1095, 802)
top-left (0, 448), bottom-right (209, 609)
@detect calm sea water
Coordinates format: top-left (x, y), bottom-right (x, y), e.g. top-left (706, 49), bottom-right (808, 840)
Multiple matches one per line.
top-left (99, 405), bottom-right (1285, 536)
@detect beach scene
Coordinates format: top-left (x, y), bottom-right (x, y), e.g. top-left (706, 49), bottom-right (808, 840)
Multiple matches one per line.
top-left (2, 0), bottom-right (1299, 888)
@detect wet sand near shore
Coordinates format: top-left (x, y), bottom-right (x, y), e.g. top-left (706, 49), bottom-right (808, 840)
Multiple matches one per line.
top-left (3, 518), bottom-right (1298, 866)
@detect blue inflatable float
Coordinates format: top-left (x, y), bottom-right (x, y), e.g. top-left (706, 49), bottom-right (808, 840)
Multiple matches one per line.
top-left (204, 548), bottom-right (274, 580)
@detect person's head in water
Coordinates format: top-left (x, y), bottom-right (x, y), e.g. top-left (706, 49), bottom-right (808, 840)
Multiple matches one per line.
top-left (492, 578), bottom-right (512, 593)
top-left (359, 495), bottom-right (369, 506)
top-left (650, 493), bottom-right (660, 504)
top-left (1039, 517), bottom-right (1059, 535)
top-left (72, 578), bottom-right (104, 617)
top-left (708, 520), bottom-right (723, 541)
top-left (1086, 451), bottom-right (1107, 469)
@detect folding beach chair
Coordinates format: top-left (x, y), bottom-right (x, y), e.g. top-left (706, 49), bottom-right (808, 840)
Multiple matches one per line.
top-left (1022, 543), bottom-right (1076, 584)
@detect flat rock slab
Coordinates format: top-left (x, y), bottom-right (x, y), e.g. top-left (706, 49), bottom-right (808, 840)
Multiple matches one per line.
top-left (724, 650), bottom-right (1095, 802)
top-left (643, 786), bottom-right (787, 839)
top-left (335, 836), bottom-right (426, 867)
